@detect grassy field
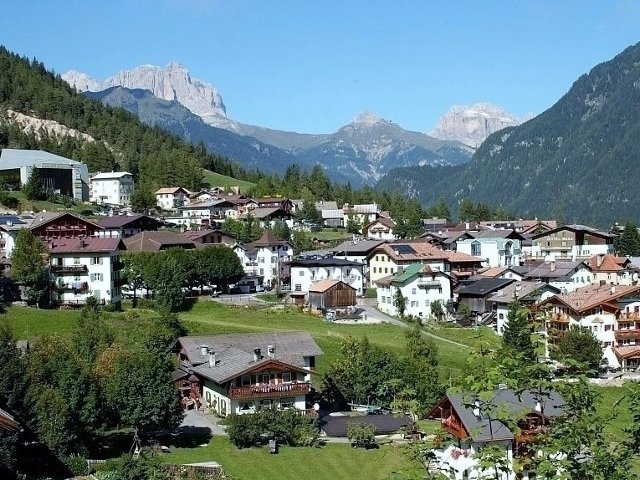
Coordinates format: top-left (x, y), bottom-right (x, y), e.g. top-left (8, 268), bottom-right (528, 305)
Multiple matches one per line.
top-left (6, 190), bottom-right (99, 216)
top-left (424, 325), bottom-right (501, 351)
top-left (203, 170), bottom-right (255, 193)
top-left (310, 229), bottom-right (352, 241)
top-left (164, 436), bottom-right (420, 480)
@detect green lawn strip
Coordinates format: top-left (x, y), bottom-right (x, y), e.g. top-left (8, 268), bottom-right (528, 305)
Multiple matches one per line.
top-left (5, 306), bottom-right (79, 339)
top-left (424, 325), bottom-right (501, 350)
top-left (163, 436), bottom-right (420, 480)
top-left (202, 170), bottom-right (256, 193)
top-left (310, 229), bottom-right (351, 241)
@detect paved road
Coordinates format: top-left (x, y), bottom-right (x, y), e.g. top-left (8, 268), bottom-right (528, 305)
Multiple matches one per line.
top-left (179, 409), bottom-right (226, 436)
top-left (359, 299), bottom-right (467, 348)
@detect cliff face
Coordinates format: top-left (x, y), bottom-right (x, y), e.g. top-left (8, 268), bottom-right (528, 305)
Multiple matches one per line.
top-left (429, 102), bottom-right (529, 148)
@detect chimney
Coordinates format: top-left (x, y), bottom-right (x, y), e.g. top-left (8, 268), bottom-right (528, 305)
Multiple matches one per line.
top-left (267, 345), bottom-right (275, 358)
top-left (394, 249), bottom-right (400, 256)
top-left (535, 401), bottom-right (542, 413)
top-left (199, 345), bottom-right (208, 356)
top-left (515, 283), bottom-right (522, 292)
top-left (397, 266), bottom-right (404, 275)
top-left (597, 254), bottom-right (605, 268)
top-left (498, 289), bottom-right (504, 297)
top-left (208, 351), bottom-right (216, 368)
top-left (253, 347), bottom-right (261, 362)
top-left (550, 261), bottom-right (556, 272)
top-left (611, 286), bottom-right (616, 294)
top-left (472, 400), bottom-right (481, 419)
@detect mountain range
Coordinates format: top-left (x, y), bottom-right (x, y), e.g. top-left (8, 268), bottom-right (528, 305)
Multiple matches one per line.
top-left (378, 41), bottom-right (640, 226)
top-left (62, 64), bottom-right (522, 185)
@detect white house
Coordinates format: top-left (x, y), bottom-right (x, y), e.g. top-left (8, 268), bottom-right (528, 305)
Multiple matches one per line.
top-left (90, 171), bottom-right (134, 206)
top-left (179, 199), bottom-right (239, 227)
top-left (426, 389), bottom-right (565, 480)
top-left (343, 203), bottom-right (379, 227)
top-left (530, 224), bottom-right (614, 261)
top-left (0, 215), bottom-right (31, 261)
top-left (155, 187), bottom-right (192, 211)
top-left (47, 237), bottom-right (125, 306)
top-left (524, 260), bottom-right (593, 293)
top-left (174, 332), bottom-right (323, 416)
top-left (543, 284), bottom-right (640, 370)
top-left (456, 231), bottom-right (524, 267)
top-left (487, 281), bottom-right (560, 335)
top-left (233, 230), bottom-right (293, 288)
top-left (364, 216), bottom-right (397, 240)
top-left (288, 257), bottom-right (364, 296)
top-left (375, 263), bottom-right (452, 320)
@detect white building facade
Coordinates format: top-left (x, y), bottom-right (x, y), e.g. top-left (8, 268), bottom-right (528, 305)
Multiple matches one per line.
top-left (289, 258), bottom-right (364, 296)
top-left (90, 171), bottom-right (134, 206)
top-left (457, 236), bottom-right (523, 268)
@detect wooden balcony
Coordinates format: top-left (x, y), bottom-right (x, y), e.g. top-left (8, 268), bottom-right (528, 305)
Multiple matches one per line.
top-left (441, 415), bottom-right (467, 439)
top-left (228, 382), bottom-right (311, 400)
top-left (548, 313), bottom-right (570, 323)
top-left (51, 264), bottom-right (88, 274)
top-left (615, 329), bottom-right (640, 340)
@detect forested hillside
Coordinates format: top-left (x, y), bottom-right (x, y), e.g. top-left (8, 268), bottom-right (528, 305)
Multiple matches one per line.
top-left (0, 47), bottom-right (257, 190)
top-left (379, 41), bottom-right (640, 226)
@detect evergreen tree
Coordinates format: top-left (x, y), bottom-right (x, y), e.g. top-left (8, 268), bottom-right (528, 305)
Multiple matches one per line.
top-left (271, 220), bottom-right (291, 241)
top-left (130, 186), bottom-right (156, 213)
top-left (551, 326), bottom-right (603, 374)
top-left (501, 303), bottom-right (536, 364)
top-left (457, 198), bottom-right (476, 221)
top-left (10, 229), bottom-right (47, 306)
top-left (22, 168), bottom-right (45, 201)
top-left (615, 221), bottom-right (640, 256)
top-left (393, 288), bottom-right (407, 318)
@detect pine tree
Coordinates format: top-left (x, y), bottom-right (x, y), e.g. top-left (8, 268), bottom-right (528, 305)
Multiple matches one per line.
top-left (615, 221), bottom-right (640, 256)
top-left (10, 229), bottom-right (47, 306)
top-left (22, 168), bottom-right (45, 201)
top-left (501, 303), bottom-right (536, 363)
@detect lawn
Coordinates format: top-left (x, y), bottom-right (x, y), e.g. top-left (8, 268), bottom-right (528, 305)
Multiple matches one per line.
top-left (424, 325), bottom-right (501, 351)
top-left (202, 170), bottom-right (255, 193)
top-left (164, 436), bottom-right (420, 480)
top-left (5, 306), bottom-right (80, 339)
top-left (311, 229), bottom-right (351, 242)
top-left (7, 190), bottom-right (98, 216)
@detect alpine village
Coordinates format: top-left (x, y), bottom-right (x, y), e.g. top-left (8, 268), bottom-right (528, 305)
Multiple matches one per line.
top-left (5, 12), bottom-right (640, 480)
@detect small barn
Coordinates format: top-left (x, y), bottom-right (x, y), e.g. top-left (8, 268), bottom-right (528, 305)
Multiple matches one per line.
top-left (308, 279), bottom-right (356, 310)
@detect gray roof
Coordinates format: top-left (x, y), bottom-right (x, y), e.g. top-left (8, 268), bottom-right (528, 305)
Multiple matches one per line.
top-left (0, 148), bottom-right (83, 168)
top-left (333, 239), bottom-right (386, 255)
top-left (487, 281), bottom-right (560, 304)
top-left (443, 389), bottom-right (564, 443)
top-left (457, 278), bottom-right (515, 297)
top-left (178, 332), bottom-right (323, 384)
top-left (525, 261), bottom-right (585, 279)
top-left (289, 257), bottom-right (363, 268)
top-left (468, 230), bottom-right (524, 240)
top-left (315, 201), bottom-right (338, 211)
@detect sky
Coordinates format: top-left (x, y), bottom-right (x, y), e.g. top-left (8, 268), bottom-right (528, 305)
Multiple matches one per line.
top-left (1, 0), bottom-right (639, 134)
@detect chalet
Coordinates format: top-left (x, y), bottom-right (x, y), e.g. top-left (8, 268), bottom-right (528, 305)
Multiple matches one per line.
top-left (47, 237), bottom-right (126, 306)
top-left (542, 284), bottom-right (640, 369)
top-left (342, 203), bottom-right (379, 226)
top-left (473, 266), bottom-right (526, 281)
top-left (314, 200), bottom-right (338, 212)
top-left (155, 187), bottom-right (192, 211)
top-left (233, 230), bottom-right (293, 288)
top-left (179, 199), bottom-right (239, 227)
top-left (584, 254), bottom-right (639, 286)
top-left (421, 217), bottom-right (449, 232)
top-left (487, 281), bottom-right (560, 334)
top-left (367, 241), bottom-right (482, 284)
top-left (241, 207), bottom-right (293, 229)
top-left (321, 208), bottom-right (344, 228)
top-left (288, 257), bottom-right (364, 296)
top-left (250, 197), bottom-right (294, 213)
top-left (375, 263), bottom-right (453, 320)
top-left (0, 214), bottom-right (30, 260)
top-left (29, 212), bottom-right (103, 240)
top-left (456, 230), bottom-right (525, 268)
top-left (332, 239), bottom-right (386, 284)
top-left (524, 260), bottom-right (592, 293)
top-left (531, 224), bottom-right (614, 261)
top-left (456, 277), bottom-right (515, 316)
top-left (96, 214), bottom-right (164, 238)
top-left (363, 216), bottom-right (397, 240)
top-left (123, 231), bottom-right (196, 252)
top-left (479, 219), bottom-right (557, 235)
top-left (181, 228), bottom-right (237, 248)
top-left (174, 332), bottom-right (323, 416)
top-left (308, 279), bottom-right (356, 310)
top-left (426, 388), bottom-right (564, 480)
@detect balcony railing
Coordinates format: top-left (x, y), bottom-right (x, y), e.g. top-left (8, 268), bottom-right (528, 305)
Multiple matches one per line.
top-left (228, 382), bottom-right (311, 400)
top-left (57, 281), bottom-right (89, 291)
top-left (112, 260), bottom-right (125, 271)
top-left (615, 329), bottom-right (640, 340)
top-left (548, 313), bottom-right (570, 323)
top-left (51, 264), bottom-right (88, 274)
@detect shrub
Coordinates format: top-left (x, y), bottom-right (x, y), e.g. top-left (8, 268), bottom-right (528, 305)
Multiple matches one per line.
top-left (363, 288), bottom-right (377, 299)
top-left (62, 455), bottom-right (88, 476)
top-left (347, 421), bottom-right (377, 448)
top-left (137, 298), bottom-right (157, 310)
top-left (226, 407), bottom-right (316, 448)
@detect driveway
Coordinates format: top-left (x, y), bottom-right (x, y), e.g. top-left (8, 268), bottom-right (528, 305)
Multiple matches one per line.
top-left (359, 298), bottom-right (467, 348)
top-left (179, 409), bottom-right (226, 436)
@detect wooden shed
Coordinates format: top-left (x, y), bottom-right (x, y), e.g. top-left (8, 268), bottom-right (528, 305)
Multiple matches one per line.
top-left (308, 279), bottom-right (356, 310)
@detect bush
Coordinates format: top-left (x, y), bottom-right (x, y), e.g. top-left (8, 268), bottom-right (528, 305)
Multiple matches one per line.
top-left (347, 421), bottom-right (377, 448)
top-left (62, 455), bottom-right (88, 476)
top-left (225, 408), bottom-right (316, 448)
top-left (363, 288), bottom-right (377, 299)
top-left (137, 298), bottom-right (157, 310)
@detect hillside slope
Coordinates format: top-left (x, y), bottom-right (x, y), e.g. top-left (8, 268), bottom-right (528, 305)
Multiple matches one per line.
top-left (379, 41), bottom-right (640, 226)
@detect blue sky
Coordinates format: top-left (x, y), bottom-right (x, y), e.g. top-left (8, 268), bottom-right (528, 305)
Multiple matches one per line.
top-left (1, 0), bottom-right (639, 133)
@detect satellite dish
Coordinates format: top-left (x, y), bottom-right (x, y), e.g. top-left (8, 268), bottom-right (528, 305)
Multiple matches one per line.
top-left (633, 273), bottom-right (639, 281)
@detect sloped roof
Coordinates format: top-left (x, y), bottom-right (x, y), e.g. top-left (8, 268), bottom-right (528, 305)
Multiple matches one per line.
top-left (178, 332), bottom-right (323, 384)
top-left (91, 171), bottom-right (132, 180)
top-left (543, 284), bottom-right (640, 315)
top-left (244, 207), bottom-right (290, 219)
top-left (315, 201), bottom-right (338, 211)
top-left (181, 228), bottom-right (236, 241)
top-left (288, 257), bottom-right (363, 268)
top-left (29, 212), bottom-right (102, 231)
top-left (525, 261), bottom-right (585, 279)
top-left (532, 224), bottom-right (614, 240)
top-left (0, 148), bottom-right (82, 167)
top-left (155, 187), bottom-right (191, 195)
top-left (476, 266), bottom-right (508, 278)
top-left (46, 237), bottom-right (123, 254)
top-left (584, 254), bottom-right (630, 272)
top-left (97, 214), bottom-right (162, 229)
top-left (248, 230), bottom-right (289, 247)
top-left (468, 230), bottom-right (525, 240)
top-left (309, 279), bottom-right (355, 293)
top-left (124, 230), bottom-right (195, 251)
top-left (366, 216), bottom-right (396, 230)
top-left (457, 278), bottom-right (515, 297)
top-left (487, 281), bottom-right (560, 304)
top-left (333, 239), bottom-right (386, 255)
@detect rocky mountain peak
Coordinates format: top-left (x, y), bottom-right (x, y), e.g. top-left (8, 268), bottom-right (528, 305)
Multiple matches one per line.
top-left (429, 102), bottom-right (527, 148)
top-left (351, 111), bottom-right (386, 126)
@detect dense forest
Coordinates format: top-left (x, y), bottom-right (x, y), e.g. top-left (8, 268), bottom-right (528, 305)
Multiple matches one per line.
top-left (0, 47), bottom-right (260, 191)
top-left (379, 41), bottom-right (640, 227)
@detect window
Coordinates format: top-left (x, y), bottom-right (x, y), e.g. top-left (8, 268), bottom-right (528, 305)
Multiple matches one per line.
top-left (425, 300), bottom-right (430, 307)
top-left (282, 372), bottom-right (292, 383)
top-left (259, 268), bottom-right (264, 276)
top-left (373, 267), bottom-right (377, 273)
top-left (90, 257), bottom-right (103, 265)
top-left (384, 268), bottom-right (388, 274)
top-left (299, 270), bottom-right (305, 276)
top-left (90, 273), bottom-right (103, 282)
top-left (260, 373), bottom-right (270, 384)
top-left (499, 313), bottom-right (504, 319)
top-left (73, 257), bottom-right (80, 265)
top-left (375, 256), bottom-right (379, 262)
top-left (295, 284), bottom-right (301, 292)
top-left (241, 375), bottom-right (251, 386)
top-left (258, 257), bottom-right (265, 264)
top-left (471, 241), bottom-right (481, 256)
top-left (410, 301), bottom-right (418, 307)
top-left (411, 288), bottom-right (416, 295)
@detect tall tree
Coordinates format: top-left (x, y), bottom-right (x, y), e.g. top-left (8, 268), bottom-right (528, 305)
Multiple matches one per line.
top-left (551, 326), bottom-right (603, 374)
top-left (615, 221), bottom-right (640, 256)
top-left (501, 303), bottom-right (536, 364)
top-left (10, 229), bottom-right (47, 306)
top-left (393, 288), bottom-right (407, 318)
top-left (22, 168), bottom-right (45, 201)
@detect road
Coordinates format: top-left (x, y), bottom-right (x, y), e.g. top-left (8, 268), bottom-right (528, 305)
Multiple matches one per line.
top-left (358, 299), bottom-right (468, 348)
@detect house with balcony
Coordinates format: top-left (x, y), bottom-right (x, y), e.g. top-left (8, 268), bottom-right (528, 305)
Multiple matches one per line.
top-left (178, 199), bottom-right (239, 227)
top-left (29, 212), bottom-right (103, 240)
top-left (181, 228), bottom-right (237, 248)
top-left (584, 254), bottom-right (639, 286)
top-left (530, 224), bottom-right (614, 261)
top-left (332, 239), bottom-right (386, 285)
top-left (487, 281), bottom-right (560, 335)
top-left (426, 388), bottom-right (564, 480)
top-left (233, 230), bottom-right (293, 288)
top-left (47, 237), bottom-right (126, 306)
top-left (375, 263), bottom-right (453, 320)
top-left (173, 332), bottom-right (323, 416)
top-left (288, 257), bottom-right (364, 296)
top-left (89, 171), bottom-right (134, 206)
top-left (155, 187), bottom-right (192, 211)
top-left (0, 214), bottom-right (30, 261)
top-left (456, 230), bottom-right (525, 268)
top-left (123, 231), bottom-right (196, 252)
top-left (363, 216), bottom-right (397, 240)
top-left (523, 260), bottom-right (592, 294)
top-left (96, 214), bottom-right (164, 238)
top-left (541, 284), bottom-right (640, 369)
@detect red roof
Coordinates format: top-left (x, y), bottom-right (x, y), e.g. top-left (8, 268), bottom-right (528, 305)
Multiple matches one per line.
top-left (46, 237), bottom-right (123, 254)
